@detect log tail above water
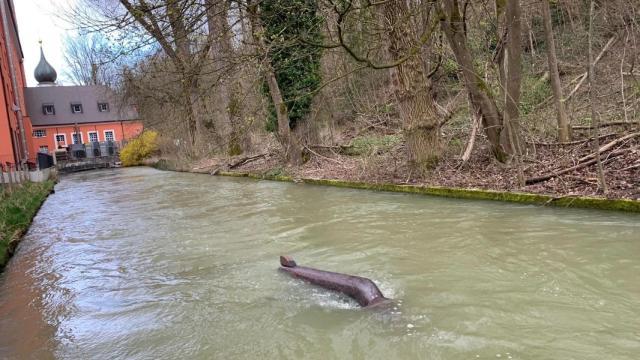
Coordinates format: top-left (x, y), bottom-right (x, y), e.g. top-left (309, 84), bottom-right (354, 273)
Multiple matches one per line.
top-left (279, 255), bottom-right (389, 307)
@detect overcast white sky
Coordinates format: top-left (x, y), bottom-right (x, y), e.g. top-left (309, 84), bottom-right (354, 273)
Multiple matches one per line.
top-left (14, 0), bottom-right (78, 86)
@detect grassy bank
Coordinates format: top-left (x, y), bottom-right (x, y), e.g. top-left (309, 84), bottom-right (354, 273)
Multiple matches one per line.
top-left (0, 181), bottom-right (55, 269)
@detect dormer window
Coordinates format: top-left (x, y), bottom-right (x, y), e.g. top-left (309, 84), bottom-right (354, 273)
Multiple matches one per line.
top-left (71, 103), bottom-right (83, 114)
top-left (98, 102), bottom-right (109, 112)
top-left (42, 104), bottom-right (55, 115)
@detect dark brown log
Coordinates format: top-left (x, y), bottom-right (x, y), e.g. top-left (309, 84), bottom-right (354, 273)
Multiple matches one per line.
top-left (279, 256), bottom-right (389, 308)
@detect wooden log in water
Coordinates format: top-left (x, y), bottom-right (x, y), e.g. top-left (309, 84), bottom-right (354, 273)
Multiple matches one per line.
top-left (279, 256), bottom-right (389, 307)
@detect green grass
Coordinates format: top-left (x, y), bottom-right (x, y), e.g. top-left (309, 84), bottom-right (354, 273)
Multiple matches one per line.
top-left (0, 181), bottom-right (54, 269)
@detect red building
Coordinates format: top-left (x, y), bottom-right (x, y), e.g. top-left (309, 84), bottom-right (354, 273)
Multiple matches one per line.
top-left (25, 48), bottom-right (143, 157)
top-left (0, 0), bottom-right (32, 166)
top-left (1, 0), bottom-right (143, 168)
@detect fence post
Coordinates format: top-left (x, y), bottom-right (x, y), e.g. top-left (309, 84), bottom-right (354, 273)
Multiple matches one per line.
top-left (7, 163), bottom-right (14, 192)
top-left (22, 162), bottom-right (28, 183)
top-left (18, 162), bottom-right (24, 183)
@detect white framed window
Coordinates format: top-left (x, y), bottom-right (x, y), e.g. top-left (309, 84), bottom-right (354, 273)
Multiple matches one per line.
top-left (33, 129), bottom-right (47, 138)
top-left (39, 145), bottom-right (49, 154)
top-left (98, 102), bottom-right (109, 112)
top-left (104, 130), bottom-right (115, 142)
top-left (42, 104), bottom-right (55, 115)
top-left (72, 132), bottom-right (83, 144)
top-left (71, 103), bottom-right (83, 114)
top-left (88, 131), bottom-right (99, 142)
top-left (55, 133), bottom-right (67, 146)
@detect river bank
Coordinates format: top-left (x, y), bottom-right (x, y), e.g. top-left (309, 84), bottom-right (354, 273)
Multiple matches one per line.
top-left (0, 181), bottom-right (55, 269)
top-left (2, 167), bottom-right (639, 359)
top-left (152, 158), bottom-right (640, 213)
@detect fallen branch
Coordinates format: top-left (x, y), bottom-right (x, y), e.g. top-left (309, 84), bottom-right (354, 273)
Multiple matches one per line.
top-left (528, 132), bottom-right (618, 146)
top-left (572, 121), bottom-right (639, 130)
top-left (525, 147), bottom-right (633, 185)
top-left (437, 91), bottom-right (465, 126)
top-left (577, 132), bottom-right (639, 162)
top-left (229, 153), bottom-right (268, 169)
top-left (619, 162), bottom-right (640, 171)
top-left (308, 144), bottom-right (353, 155)
top-left (303, 145), bottom-right (344, 165)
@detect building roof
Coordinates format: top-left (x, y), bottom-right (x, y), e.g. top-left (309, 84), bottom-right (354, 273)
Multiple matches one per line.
top-left (24, 85), bottom-right (139, 126)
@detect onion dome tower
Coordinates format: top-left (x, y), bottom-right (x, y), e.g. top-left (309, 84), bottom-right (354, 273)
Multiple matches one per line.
top-left (34, 42), bottom-right (57, 85)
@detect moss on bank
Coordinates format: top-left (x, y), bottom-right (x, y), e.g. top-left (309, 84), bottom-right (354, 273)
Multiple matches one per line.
top-left (215, 171), bottom-right (640, 213)
top-left (0, 181), bottom-right (55, 269)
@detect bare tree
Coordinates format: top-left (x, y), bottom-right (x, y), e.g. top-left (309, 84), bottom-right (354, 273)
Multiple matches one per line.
top-left (63, 33), bottom-right (121, 86)
top-left (71, 0), bottom-right (218, 154)
top-left (382, 2), bottom-right (440, 170)
top-left (588, 0), bottom-right (607, 193)
top-left (245, 0), bottom-right (302, 164)
top-left (541, 0), bottom-right (571, 142)
top-left (438, 0), bottom-right (508, 161)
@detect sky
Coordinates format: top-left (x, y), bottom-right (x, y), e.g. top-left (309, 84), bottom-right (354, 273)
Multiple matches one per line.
top-left (14, 0), bottom-right (78, 86)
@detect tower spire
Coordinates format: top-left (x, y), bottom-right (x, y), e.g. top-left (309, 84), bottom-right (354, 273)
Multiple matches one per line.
top-left (34, 42), bottom-right (57, 85)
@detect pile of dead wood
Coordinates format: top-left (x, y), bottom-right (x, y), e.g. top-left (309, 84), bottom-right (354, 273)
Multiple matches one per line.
top-left (526, 131), bottom-right (639, 185)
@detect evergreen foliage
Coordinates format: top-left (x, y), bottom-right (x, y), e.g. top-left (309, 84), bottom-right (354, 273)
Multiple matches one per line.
top-left (260, 0), bottom-right (323, 131)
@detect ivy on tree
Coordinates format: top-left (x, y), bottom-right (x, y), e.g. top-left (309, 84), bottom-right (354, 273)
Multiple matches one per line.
top-left (260, 0), bottom-right (323, 131)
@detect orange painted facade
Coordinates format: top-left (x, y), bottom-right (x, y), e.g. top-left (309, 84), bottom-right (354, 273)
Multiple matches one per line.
top-left (1, 1), bottom-right (143, 166)
top-left (31, 121), bottom-right (143, 153)
top-left (0, 0), bottom-right (33, 166)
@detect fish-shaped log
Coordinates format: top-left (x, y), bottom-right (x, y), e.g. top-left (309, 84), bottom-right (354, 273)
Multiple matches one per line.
top-left (279, 255), bottom-right (389, 307)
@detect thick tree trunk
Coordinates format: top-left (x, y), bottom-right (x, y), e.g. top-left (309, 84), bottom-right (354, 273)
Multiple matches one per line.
top-left (384, 1), bottom-right (440, 171)
top-left (439, 0), bottom-right (508, 161)
top-left (247, 1), bottom-right (302, 165)
top-left (541, 0), bottom-right (571, 142)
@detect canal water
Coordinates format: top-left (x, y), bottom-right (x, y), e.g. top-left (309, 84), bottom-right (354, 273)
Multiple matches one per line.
top-left (0, 167), bottom-right (638, 359)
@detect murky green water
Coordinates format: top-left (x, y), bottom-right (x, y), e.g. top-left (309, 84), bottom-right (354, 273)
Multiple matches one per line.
top-left (0, 167), bottom-right (638, 359)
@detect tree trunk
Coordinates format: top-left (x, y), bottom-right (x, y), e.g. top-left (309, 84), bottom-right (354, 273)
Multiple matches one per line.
top-left (167, 0), bottom-right (200, 153)
top-left (206, 0), bottom-right (241, 154)
top-left (181, 78), bottom-right (198, 153)
top-left (501, 0), bottom-right (524, 160)
top-left (246, 1), bottom-right (301, 165)
top-left (384, 1), bottom-right (440, 171)
top-left (439, 0), bottom-right (508, 161)
top-left (541, 0), bottom-right (571, 142)
top-left (588, 0), bottom-right (607, 194)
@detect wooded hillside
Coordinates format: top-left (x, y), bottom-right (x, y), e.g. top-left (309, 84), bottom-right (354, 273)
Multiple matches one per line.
top-left (68, 0), bottom-right (639, 198)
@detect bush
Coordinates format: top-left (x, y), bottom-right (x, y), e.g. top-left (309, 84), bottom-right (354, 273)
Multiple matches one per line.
top-left (120, 130), bottom-right (159, 166)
